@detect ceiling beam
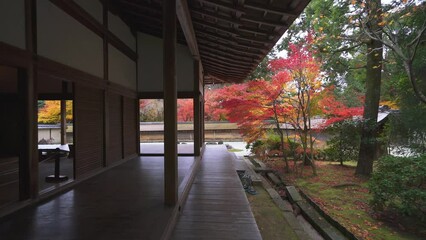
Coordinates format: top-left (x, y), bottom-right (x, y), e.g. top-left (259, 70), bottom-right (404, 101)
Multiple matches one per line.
top-left (191, 8), bottom-right (242, 26)
top-left (197, 38), bottom-right (263, 56)
top-left (244, 2), bottom-right (298, 17)
top-left (200, 48), bottom-right (256, 64)
top-left (196, 0), bottom-right (245, 14)
top-left (197, 31), bottom-right (264, 50)
top-left (120, 0), bottom-right (161, 14)
top-left (204, 69), bottom-right (246, 79)
top-left (201, 55), bottom-right (253, 69)
top-left (203, 61), bottom-right (251, 72)
top-left (177, 0), bottom-right (200, 60)
top-left (240, 16), bottom-right (286, 27)
top-left (199, 46), bottom-right (257, 62)
top-left (204, 65), bottom-right (247, 75)
top-left (203, 59), bottom-right (251, 70)
top-left (193, 25), bottom-right (270, 45)
top-left (193, 18), bottom-right (272, 37)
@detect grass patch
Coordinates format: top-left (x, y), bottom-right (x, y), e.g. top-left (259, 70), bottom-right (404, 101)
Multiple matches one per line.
top-left (247, 186), bottom-right (299, 240)
top-left (265, 160), bottom-right (424, 240)
top-left (329, 161), bottom-right (358, 167)
top-left (228, 148), bottom-right (243, 152)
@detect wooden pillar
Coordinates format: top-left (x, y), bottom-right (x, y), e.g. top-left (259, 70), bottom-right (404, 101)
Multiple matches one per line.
top-left (60, 82), bottom-right (67, 145)
top-left (200, 80), bottom-right (205, 146)
top-left (163, 0), bottom-right (178, 206)
top-left (21, 0), bottom-right (38, 199)
top-left (102, 2), bottom-right (109, 167)
top-left (193, 60), bottom-right (201, 156)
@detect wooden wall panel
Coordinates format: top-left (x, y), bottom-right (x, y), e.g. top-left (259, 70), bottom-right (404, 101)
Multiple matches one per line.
top-left (0, 157), bottom-right (19, 207)
top-left (0, 97), bottom-right (20, 206)
top-left (123, 97), bottom-right (137, 158)
top-left (107, 92), bottom-right (122, 165)
top-left (74, 84), bottom-right (104, 177)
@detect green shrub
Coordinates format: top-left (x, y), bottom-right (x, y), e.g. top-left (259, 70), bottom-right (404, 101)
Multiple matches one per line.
top-left (265, 133), bottom-right (281, 150)
top-left (264, 133), bottom-right (301, 157)
top-left (324, 120), bottom-right (361, 164)
top-left (369, 155), bottom-right (426, 218)
top-left (247, 140), bottom-right (265, 155)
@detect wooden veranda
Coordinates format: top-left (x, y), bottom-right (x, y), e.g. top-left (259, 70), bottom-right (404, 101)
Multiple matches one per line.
top-left (0, 0), bottom-right (309, 239)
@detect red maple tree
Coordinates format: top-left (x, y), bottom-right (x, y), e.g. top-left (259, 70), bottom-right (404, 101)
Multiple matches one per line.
top-left (220, 36), bottom-right (364, 175)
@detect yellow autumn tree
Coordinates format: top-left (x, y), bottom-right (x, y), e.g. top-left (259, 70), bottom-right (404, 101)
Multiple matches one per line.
top-left (38, 100), bottom-right (73, 124)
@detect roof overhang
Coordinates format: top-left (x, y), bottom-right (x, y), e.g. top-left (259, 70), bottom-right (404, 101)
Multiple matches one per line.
top-left (108, 0), bottom-right (311, 84)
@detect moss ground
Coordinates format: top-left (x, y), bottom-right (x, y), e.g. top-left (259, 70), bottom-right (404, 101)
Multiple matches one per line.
top-left (265, 160), bottom-right (424, 240)
top-left (246, 186), bottom-right (300, 240)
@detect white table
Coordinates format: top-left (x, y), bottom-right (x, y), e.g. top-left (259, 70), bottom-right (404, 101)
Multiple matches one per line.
top-left (38, 144), bottom-right (70, 182)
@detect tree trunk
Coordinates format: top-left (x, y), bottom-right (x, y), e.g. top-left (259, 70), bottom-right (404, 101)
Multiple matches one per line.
top-left (356, 0), bottom-right (383, 177)
top-left (273, 101), bottom-right (289, 172)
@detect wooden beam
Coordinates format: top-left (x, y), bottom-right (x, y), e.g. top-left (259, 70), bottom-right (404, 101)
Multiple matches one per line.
top-left (199, 45), bottom-right (257, 62)
top-left (233, 34), bottom-right (272, 45)
top-left (193, 18), bottom-right (271, 38)
top-left (201, 55), bottom-right (253, 69)
top-left (197, 38), bottom-right (263, 56)
top-left (199, 47), bottom-right (260, 71)
top-left (243, 3), bottom-right (299, 17)
top-left (0, 42), bottom-right (32, 68)
top-left (196, 32), bottom-right (265, 50)
top-left (205, 67), bottom-right (250, 76)
top-left (37, 57), bottom-right (106, 90)
top-left (177, 0), bottom-right (200, 59)
top-left (163, 0), bottom-right (178, 206)
top-left (197, 0), bottom-right (245, 14)
top-left (121, 9), bottom-right (162, 23)
top-left (238, 25), bottom-right (277, 37)
top-left (50, 0), bottom-right (137, 61)
top-left (204, 68), bottom-right (247, 78)
top-left (191, 8), bottom-right (242, 26)
top-left (120, 0), bottom-right (162, 14)
top-left (200, 48), bottom-right (254, 64)
top-left (200, 58), bottom-right (253, 70)
top-left (202, 61), bottom-right (251, 72)
top-left (195, 24), bottom-right (271, 46)
top-left (241, 16), bottom-right (287, 28)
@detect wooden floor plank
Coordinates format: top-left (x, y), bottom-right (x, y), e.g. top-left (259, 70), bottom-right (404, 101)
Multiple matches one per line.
top-left (171, 145), bottom-right (262, 240)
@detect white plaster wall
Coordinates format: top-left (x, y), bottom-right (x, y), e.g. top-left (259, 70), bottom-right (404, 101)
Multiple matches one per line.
top-left (177, 44), bottom-right (194, 92)
top-left (37, 0), bottom-right (103, 78)
top-left (108, 44), bottom-right (137, 90)
top-left (0, 0), bottom-right (26, 49)
top-left (137, 33), bottom-right (163, 92)
top-left (73, 0), bottom-right (103, 23)
top-left (38, 129), bottom-right (61, 143)
top-left (108, 12), bottom-right (136, 51)
top-left (137, 33), bottom-right (194, 93)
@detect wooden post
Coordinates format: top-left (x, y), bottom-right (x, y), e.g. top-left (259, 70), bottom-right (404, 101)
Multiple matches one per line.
top-left (193, 60), bottom-right (201, 156)
top-left (22, 0), bottom-right (38, 199)
top-left (60, 82), bottom-right (67, 145)
top-left (201, 96), bottom-right (205, 145)
top-left (163, 0), bottom-right (178, 206)
top-left (103, 2), bottom-right (109, 167)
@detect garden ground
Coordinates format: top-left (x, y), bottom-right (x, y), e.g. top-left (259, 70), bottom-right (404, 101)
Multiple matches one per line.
top-left (246, 187), bottom-right (300, 240)
top-left (264, 159), bottom-right (425, 240)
